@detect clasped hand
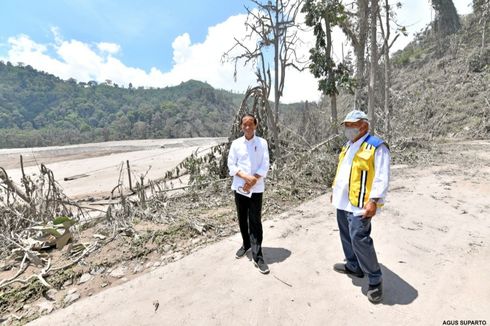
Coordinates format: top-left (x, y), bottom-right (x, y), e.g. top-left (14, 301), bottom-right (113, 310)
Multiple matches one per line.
top-left (242, 175), bottom-right (258, 192)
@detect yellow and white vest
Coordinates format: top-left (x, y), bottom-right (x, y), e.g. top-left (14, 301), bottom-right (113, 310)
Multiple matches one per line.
top-left (333, 135), bottom-right (387, 208)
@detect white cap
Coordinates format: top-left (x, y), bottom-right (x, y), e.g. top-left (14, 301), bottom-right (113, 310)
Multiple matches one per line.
top-left (341, 110), bottom-right (368, 124)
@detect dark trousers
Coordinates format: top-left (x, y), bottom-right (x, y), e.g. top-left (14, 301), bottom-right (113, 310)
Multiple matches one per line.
top-left (336, 209), bottom-right (382, 285)
top-left (234, 191), bottom-right (263, 262)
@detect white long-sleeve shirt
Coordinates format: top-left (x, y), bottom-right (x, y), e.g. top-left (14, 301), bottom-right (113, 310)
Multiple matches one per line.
top-left (332, 133), bottom-right (390, 215)
top-left (227, 135), bottom-right (270, 193)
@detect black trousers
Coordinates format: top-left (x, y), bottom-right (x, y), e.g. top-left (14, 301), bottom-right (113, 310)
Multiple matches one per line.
top-left (234, 191), bottom-right (263, 262)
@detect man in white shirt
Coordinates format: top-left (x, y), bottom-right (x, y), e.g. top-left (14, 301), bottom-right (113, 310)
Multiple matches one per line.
top-left (227, 114), bottom-right (270, 274)
top-left (331, 110), bottom-right (390, 304)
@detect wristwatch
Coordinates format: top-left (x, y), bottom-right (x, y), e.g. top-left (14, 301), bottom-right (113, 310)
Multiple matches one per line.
top-left (368, 198), bottom-right (379, 204)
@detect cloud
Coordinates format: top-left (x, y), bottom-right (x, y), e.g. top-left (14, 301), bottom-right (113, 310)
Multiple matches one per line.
top-left (165, 14), bottom-right (259, 92)
top-left (0, 15), bottom-right (322, 103)
top-left (97, 42), bottom-right (121, 54)
top-left (4, 34), bottom-right (67, 77)
top-left (171, 33), bottom-right (192, 65)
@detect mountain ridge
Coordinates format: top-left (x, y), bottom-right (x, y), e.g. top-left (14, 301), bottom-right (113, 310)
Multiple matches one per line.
top-left (0, 62), bottom-right (242, 148)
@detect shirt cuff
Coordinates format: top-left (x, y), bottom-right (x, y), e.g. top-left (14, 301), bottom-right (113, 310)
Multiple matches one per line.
top-left (368, 192), bottom-right (385, 201)
top-left (229, 166), bottom-right (239, 177)
top-left (255, 168), bottom-right (268, 178)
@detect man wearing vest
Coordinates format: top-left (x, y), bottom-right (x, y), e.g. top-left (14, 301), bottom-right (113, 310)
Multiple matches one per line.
top-left (331, 110), bottom-right (390, 304)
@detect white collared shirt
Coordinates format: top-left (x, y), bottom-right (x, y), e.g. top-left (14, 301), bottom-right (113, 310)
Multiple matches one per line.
top-left (332, 133), bottom-right (390, 215)
top-left (227, 135), bottom-right (270, 193)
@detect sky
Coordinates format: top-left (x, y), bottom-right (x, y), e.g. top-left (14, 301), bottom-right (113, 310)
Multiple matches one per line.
top-left (0, 0), bottom-right (473, 103)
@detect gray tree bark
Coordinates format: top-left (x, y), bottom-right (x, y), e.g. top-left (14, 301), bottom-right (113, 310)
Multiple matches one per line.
top-left (368, 0), bottom-right (379, 133)
top-left (355, 0), bottom-right (370, 111)
top-left (326, 15), bottom-right (338, 135)
top-left (274, 0), bottom-right (280, 124)
top-left (383, 0), bottom-right (391, 141)
top-left (339, 0), bottom-right (369, 111)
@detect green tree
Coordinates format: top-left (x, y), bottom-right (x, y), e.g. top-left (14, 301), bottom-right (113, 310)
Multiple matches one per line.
top-left (302, 0), bottom-right (354, 134)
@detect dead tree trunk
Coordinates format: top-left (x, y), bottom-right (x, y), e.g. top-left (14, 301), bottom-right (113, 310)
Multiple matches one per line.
top-left (339, 0), bottom-right (369, 111)
top-left (326, 18), bottom-right (339, 135)
top-left (368, 0), bottom-right (379, 133)
top-left (274, 0), bottom-right (280, 123)
top-left (330, 94), bottom-right (338, 135)
top-left (382, 0), bottom-right (391, 140)
top-left (355, 0), bottom-right (370, 111)
top-left (478, 0), bottom-right (489, 55)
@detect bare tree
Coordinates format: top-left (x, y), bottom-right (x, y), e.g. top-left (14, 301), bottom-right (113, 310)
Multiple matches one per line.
top-left (474, 0), bottom-right (489, 55)
top-left (223, 0), bottom-right (305, 160)
top-left (267, 0), bottom-right (305, 123)
top-left (338, 0), bottom-right (370, 110)
top-left (368, 0), bottom-right (379, 133)
top-left (381, 0), bottom-right (391, 140)
top-left (378, 1), bottom-right (404, 141)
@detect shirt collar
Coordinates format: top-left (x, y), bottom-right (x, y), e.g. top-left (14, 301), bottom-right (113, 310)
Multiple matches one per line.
top-left (242, 135), bottom-right (256, 143)
top-left (349, 133), bottom-right (369, 147)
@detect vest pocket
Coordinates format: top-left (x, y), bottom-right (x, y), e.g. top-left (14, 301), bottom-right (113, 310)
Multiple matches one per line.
top-left (356, 152), bottom-right (371, 170)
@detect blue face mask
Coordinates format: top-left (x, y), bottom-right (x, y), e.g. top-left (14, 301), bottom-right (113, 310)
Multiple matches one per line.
top-left (344, 127), bottom-right (360, 142)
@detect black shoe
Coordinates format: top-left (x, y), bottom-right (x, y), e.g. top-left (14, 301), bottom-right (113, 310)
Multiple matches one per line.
top-left (367, 282), bottom-right (383, 304)
top-left (333, 263), bottom-right (364, 278)
top-left (254, 259), bottom-right (270, 274)
top-left (235, 246), bottom-right (250, 259)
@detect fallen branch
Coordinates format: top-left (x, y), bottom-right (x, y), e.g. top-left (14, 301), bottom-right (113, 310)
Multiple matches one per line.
top-left (308, 134), bottom-right (341, 153)
top-left (0, 258), bottom-right (51, 289)
top-left (50, 241), bottom-right (98, 272)
top-left (0, 234), bottom-right (43, 267)
top-left (63, 173), bottom-right (89, 181)
top-left (0, 167), bottom-right (30, 203)
top-left (0, 253), bottom-right (29, 287)
top-left (273, 274), bottom-right (293, 287)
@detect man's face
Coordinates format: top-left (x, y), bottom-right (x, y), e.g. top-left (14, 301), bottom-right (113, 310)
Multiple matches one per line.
top-left (344, 120), bottom-right (368, 141)
top-left (241, 116), bottom-right (257, 139)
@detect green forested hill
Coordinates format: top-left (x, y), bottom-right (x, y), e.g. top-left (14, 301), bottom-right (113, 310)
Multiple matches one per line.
top-left (0, 62), bottom-right (242, 148)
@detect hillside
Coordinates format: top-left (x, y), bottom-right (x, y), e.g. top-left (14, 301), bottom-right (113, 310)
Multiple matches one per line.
top-left (281, 12), bottom-right (489, 145)
top-left (0, 64), bottom-right (242, 148)
top-left (389, 13), bottom-right (489, 140)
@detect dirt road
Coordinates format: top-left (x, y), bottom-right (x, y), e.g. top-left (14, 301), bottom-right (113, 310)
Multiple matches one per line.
top-left (28, 140), bottom-right (490, 325)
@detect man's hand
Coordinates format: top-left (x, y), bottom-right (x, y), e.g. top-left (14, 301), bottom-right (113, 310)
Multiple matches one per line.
top-left (237, 171), bottom-right (258, 187)
top-left (363, 201), bottom-right (377, 218)
top-left (242, 182), bottom-right (251, 193)
top-left (243, 175), bottom-right (261, 192)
